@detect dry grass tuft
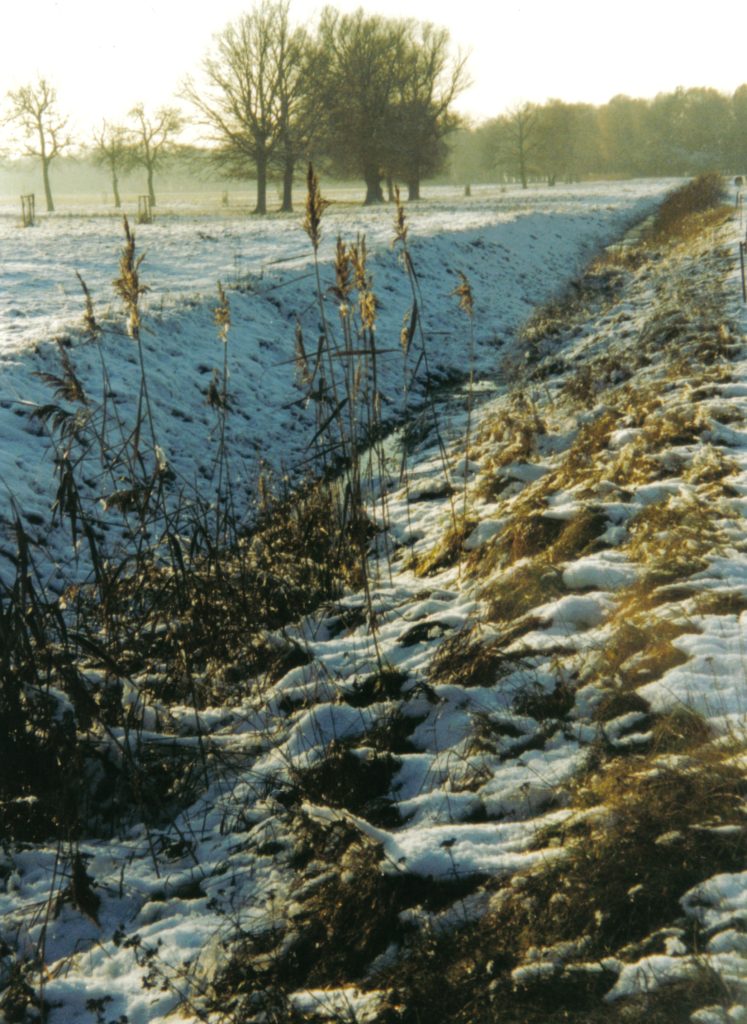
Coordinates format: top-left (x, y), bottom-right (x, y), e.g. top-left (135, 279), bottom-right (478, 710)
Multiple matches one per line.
top-left (474, 393), bottom-right (546, 495)
top-left (683, 443), bottom-right (740, 490)
top-left (409, 514), bottom-right (479, 577)
top-left (519, 750), bottom-right (747, 957)
top-left (627, 495), bottom-right (724, 586)
top-left (286, 742), bottom-right (401, 827)
top-left (593, 688), bottom-right (651, 723)
top-left (650, 706), bottom-right (712, 753)
top-left (650, 173), bottom-right (728, 241)
top-left (552, 409), bottom-right (621, 489)
top-left (428, 624), bottom-right (529, 689)
top-left (381, 745), bottom-right (747, 1023)
top-left (592, 594), bottom-right (696, 685)
top-left (490, 513), bottom-right (566, 567)
top-left (692, 589), bottom-right (747, 617)
top-left (483, 562), bottom-right (564, 624)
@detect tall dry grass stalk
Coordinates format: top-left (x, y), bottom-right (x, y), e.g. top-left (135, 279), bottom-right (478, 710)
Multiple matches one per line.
top-left (392, 187), bottom-right (458, 535)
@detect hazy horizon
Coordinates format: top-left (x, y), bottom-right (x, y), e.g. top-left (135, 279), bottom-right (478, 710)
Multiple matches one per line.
top-left (2, 0), bottom-right (746, 153)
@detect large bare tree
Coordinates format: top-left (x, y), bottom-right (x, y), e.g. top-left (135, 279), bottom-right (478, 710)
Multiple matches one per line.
top-left (310, 8), bottom-right (410, 205)
top-left (184, 0), bottom-right (308, 214)
top-left (4, 78), bottom-right (71, 212)
top-left (128, 103), bottom-right (183, 206)
top-left (390, 23), bottom-right (469, 201)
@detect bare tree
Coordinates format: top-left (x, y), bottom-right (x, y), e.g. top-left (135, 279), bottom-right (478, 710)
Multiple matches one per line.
top-left (493, 102), bottom-right (538, 188)
top-left (310, 7), bottom-right (410, 205)
top-left (390, 23), bottom-right (469, 200)
top-left (184, 0), bottom-right (307, 215)
top-left (91, 121), bottom-right (131, 208)
top-left (275, 21), bottom-right (311, 212)
top-left (128, 103), bottom-right (183, 206)
top-left (4, 78), bottom-right (71, 212)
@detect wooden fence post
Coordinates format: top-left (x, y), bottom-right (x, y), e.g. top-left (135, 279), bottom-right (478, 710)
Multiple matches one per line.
top-left (20, 194), bottom-right (35, 227)
top-left (137, 195), bottom-right (153, 224)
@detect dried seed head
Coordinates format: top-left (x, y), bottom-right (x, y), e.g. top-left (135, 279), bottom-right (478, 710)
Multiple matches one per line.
top-left (76, 272), bottom-right (100, 340)
top-left (113, 215), bottom-right (149, 339)
top-left (214, 281), bottom-right (231, 342)
top-left (350, 235), bottom-right (369, 291)
top-left (304, 163), bottom-right (328, 252)
top-left (351, 235), bottom-right (376, 330)
top-left (393, 186), bottom-right (408, 246)
top-left (400, 311), bottom-right (412, 353)
top-left (359, 290), bottom-right (377, 331)
top-left (453, 272), bottom-right (474, 318)
top-left (334, 236), bottom-right (352, 300)
top-left (155, 445), bottom-right (169, 474)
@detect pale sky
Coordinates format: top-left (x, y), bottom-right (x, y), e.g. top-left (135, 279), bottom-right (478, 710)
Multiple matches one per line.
top-left (2, 0), bottom-right (746, 149)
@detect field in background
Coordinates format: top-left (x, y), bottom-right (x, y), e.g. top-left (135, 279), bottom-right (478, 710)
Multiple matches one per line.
top-left (0, 179), bottom-right (676, 354)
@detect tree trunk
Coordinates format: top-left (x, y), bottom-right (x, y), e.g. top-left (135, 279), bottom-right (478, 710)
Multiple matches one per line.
top-left (280, 152), bottom-right (294, 213)
top-left (363, 167), bottom-right (384, 205)
top-left (255, 152), bottom-right (268, 215)
top-left (112, 170), bottom-right (121, 209)
top-left (147, 165), bottom-right (156, 206)
top-left (407, 179), bottom-right (421, 201)
top-left (42, 158), bottom-right (54, 213)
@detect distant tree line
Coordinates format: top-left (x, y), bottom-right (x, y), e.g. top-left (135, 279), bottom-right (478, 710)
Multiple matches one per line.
top-left (449, 87), bottom-right (747, 188)
top-left (5, 7), bottom-right (747, 214)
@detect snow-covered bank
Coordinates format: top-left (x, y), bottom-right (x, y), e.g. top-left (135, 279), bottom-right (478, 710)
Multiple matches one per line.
top-left (0, 180), bottom-right (668, 585)
top-left (0, 181), bottom-right (670, 354)
top-left (6, 181), bottom-right (747, 1024)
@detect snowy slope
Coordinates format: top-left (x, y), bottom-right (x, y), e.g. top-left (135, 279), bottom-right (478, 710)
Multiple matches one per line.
top-left (4, 181), bottom-right (747, 1024)
top-left (0, 180), bottom-right (667, 589)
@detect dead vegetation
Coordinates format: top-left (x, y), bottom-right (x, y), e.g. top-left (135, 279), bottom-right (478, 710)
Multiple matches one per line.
top-left (627, 494), bottom-right (725, 586)
top-left (376, 741), bottom-right (747, 1024)
top-left (428, 623), bottom-right (529, 688)
top-left (2, 176), bottom-right (746, 1024)
top-left (408, 513), bottom-right (479, 576)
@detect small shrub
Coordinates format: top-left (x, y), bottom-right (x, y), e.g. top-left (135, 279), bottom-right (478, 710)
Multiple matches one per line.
top-left (651, 173), bottom-right (727, 241)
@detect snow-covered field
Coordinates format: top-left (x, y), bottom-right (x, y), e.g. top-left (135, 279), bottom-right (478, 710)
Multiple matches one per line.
top-left (0, 181), bottom-right (669, 353)
top-left (5, 179), bottom-right (747, 1023)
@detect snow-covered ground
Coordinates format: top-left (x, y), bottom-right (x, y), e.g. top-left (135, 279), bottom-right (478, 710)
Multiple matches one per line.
top-left (5, 179), bottom-right (747, 1023)
top-left (0, 181), bottom-right (668, 353)
top-left (0, 180), bottom-right (668, 587)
